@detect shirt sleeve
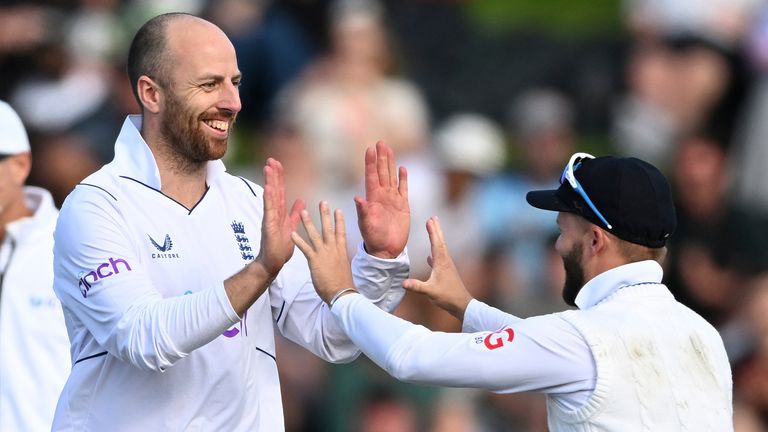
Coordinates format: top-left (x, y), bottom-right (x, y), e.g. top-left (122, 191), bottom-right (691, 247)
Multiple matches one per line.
top-left (270, 242), bottom-right (408, 363)
top-left (331, 293), bottom-right (595, 396)
top-left (462, 299), bottom-right (524, 333)
top-left (269, 248), bottom-right (360, 363)
top-left (350, 242), bottom-right (408, 312)
top-left (53, 188), bottom-right (240, 372)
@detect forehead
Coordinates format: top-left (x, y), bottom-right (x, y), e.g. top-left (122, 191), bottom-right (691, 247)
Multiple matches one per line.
top-left (165, 18), bottom-right (239, 77)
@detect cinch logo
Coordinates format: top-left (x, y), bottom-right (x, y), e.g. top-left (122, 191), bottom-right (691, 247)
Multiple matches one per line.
top-left (77, 257), bottom-right (132, 298)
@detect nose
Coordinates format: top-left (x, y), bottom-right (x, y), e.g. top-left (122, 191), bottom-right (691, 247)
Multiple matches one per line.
top-left (219, 81), bottom-right (242, 114)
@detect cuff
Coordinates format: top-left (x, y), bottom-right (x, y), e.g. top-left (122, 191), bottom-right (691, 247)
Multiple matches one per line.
top-left (352, 242), bottom-right (409, 303)
top-left (355, 242), bottom-right (409, 265)
top-left (461, 299), bottom-right (485, 333)
top-left (216, 281), bottom-right (243, 323)
top-left (330, 290), bottom-right (362, 319)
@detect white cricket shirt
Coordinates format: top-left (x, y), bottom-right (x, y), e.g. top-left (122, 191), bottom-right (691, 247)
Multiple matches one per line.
top-left (51, 116), bottom-right (408, 431)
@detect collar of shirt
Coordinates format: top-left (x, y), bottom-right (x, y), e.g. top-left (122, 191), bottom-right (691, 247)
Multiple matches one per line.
top-left (113, 115), bottom-right (226, 190)
top-left (5, 186), bottom-right (57, 244)
top-left (574, 260), bottom-right (664, 310)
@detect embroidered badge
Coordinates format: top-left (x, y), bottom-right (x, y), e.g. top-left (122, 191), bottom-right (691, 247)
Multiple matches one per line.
top-left (231, 221), bottom-right (254, 261)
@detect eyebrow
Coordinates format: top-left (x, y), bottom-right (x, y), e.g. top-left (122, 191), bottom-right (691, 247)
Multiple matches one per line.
top-left (198, 73), bottom-right (242, 82)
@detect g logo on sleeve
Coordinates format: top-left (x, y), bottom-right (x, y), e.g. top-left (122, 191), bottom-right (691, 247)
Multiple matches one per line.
top-left (483, 327), bottom-right (515, 350)
top-left (77, 257), bottom-right (132, 298)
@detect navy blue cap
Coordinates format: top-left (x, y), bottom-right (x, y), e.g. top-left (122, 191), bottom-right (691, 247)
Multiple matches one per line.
top-left (526, 156), bottom-right (677, 248)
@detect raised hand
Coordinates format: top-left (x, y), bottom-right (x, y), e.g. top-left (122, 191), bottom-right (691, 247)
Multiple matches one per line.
top-left (291, 202), bottom-right (355, 304)
top-left (355, 141), bottom-right (410, 259)
top-left (257, 158), bottom-right (306, 277)
top-left (403, 217), bottom-right (473, 321)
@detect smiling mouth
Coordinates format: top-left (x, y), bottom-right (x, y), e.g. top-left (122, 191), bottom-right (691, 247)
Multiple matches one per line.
top-left (203, 119), bottom-right (230, 132)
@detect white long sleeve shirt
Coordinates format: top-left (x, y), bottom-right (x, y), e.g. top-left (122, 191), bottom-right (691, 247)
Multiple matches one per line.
top-left (332, 261), bottom-right (732, 429)
top-left (0, 187), bottom-right (70, 432)
top-left (51, 115), bottom-right (408, 431)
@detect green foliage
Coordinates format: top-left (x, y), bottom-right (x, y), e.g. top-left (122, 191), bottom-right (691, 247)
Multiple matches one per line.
top-left (464, 0), bottom-right (624, 37)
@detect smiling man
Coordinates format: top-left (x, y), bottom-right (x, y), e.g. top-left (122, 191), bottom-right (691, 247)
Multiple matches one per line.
top-left (51, 13), bottom-right (410, 431)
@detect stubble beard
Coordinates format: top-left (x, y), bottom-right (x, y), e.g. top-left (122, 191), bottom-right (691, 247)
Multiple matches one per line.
top-left (561, 245), bottom-right (585, 307)
top-left (160, 91), bottom-right (230, 174)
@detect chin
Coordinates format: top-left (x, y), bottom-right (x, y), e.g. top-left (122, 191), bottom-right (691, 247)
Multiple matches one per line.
top-left (208, 140), bottom-right (228, 160)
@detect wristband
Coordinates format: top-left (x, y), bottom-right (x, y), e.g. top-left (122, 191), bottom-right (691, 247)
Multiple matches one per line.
top-left (329, 288), bottom-right (359, 309)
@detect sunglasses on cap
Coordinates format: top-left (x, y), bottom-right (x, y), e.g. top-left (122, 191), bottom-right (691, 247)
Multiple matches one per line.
top-left (560, 152), bottom-right (613, 230)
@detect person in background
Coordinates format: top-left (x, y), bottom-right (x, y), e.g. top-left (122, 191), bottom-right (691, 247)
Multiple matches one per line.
top-left (0, 100), bottom-right (70, 431)
top-left (477, 88), bottom-right (574, 315)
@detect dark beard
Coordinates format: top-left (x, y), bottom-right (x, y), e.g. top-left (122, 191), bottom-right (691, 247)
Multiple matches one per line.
top-left (561, 246), bottom-right (585, 307)
top-left (159, 91), bottom-right (230, 173)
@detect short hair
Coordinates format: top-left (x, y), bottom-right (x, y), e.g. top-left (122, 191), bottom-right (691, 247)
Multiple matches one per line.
top-left (578, 215), bottom-right (667, 263)
top-left (615, 236), bottom-right (667, 264)
top-left (126, 12), bottom-right (192, 108)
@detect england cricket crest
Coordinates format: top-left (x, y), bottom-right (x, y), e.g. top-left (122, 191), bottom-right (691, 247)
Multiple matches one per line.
top-left (231, 221), bottom-right (255, 261)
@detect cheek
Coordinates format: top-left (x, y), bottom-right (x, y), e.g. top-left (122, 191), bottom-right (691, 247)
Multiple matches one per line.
top-left (555, 234), bottom-right (568, 257)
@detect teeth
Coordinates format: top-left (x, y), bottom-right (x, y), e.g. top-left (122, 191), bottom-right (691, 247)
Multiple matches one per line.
top-left (204, 120), bottom-right (229, 131)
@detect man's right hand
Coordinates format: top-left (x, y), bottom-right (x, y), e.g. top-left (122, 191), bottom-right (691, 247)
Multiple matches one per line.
top-left (225, 159), bottom-right (305, 317)
top-left (403, 217), bottom-right (473, 322)
top-left (256, 158), bottom-right (306, 277)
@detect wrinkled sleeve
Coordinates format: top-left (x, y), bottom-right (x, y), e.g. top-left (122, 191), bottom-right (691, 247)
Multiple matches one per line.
top-left (350, 242), bottom-right (408, 312)
top-left (331, 294), bottom-right (594, 394)
top-left (270, 242), bottom-right (408, 363)
top-left (53, 187), bottom-right (240, 372)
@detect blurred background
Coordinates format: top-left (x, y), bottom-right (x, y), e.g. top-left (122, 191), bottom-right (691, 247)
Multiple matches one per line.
top-left (3, 0), bottom-right (768, 430)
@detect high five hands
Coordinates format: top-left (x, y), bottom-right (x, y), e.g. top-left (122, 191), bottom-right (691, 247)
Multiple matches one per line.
top-left (356, 141), bottom-right (410, 259)
top-left (286, 140), bottom-right (472, 320)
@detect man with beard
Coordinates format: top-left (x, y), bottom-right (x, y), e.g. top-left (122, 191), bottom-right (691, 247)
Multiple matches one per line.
top-left (292, 153), bottom-right (733, 431)
top-left (51, 13), bottom-right (410, 431)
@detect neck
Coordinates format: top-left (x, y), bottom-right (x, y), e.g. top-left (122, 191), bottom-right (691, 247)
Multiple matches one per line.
top-left (142, 120), bottom-right (208, 208)
top-left (585, 254), bottom-right (629, 284)
top-left (0, 190), bottom-right (33, 243)
top-left (160, 163), bottom-right (208, 208)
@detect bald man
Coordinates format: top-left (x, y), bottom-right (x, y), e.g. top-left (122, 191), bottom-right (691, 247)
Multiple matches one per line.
top-left (51, 13), bottom-right (410, 430)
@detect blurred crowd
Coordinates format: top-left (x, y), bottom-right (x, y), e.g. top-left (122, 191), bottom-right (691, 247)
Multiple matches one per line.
top-left (4, 0), bottom-right (768, 430)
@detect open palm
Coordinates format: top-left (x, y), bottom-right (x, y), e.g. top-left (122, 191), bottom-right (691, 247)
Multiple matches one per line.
top-left (355, 141), bottom-right (410, 259)
top-left (257, 158), bottom-right (305, 276)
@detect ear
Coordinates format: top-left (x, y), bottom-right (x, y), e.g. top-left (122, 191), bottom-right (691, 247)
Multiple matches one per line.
top-left (588, 225), bottom-right (610, 257)
top-left (137, 75), bottom-right (163, 114)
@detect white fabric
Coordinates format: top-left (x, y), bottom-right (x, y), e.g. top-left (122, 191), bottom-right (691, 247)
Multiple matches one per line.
top-left (0, 187), bottom-right (70, 432)
top-left (331, 260), bottom-right (733, 430)
top-left (51, 115), bottom-right (408, 431)
top-left (550, 282), bottom-right (732, 430)
top-left (0, 101), bottom-right (30, 154)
